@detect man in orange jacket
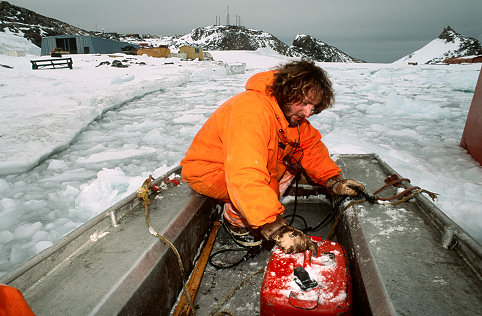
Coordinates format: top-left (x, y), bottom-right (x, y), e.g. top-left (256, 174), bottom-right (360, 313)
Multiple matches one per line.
top-left (181, 60), bottom-right (364, 254)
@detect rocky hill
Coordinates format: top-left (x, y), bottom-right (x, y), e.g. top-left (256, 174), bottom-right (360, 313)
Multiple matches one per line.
top-left (394, 26), bottom-right (482, 65)
top-left (0, 1), bottom-right (91, 47)
top-left (125, 25), bottom-right (364, 63)
top-left (166, 25), bottom-right (290, 55)
top-left (287, 34), bottom-right (364, 63)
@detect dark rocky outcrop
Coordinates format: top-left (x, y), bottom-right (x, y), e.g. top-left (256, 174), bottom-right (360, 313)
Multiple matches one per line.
top-left (288, 34), bottom-right (365, 63)
top-left (0, 1), bottom-right (91, 47)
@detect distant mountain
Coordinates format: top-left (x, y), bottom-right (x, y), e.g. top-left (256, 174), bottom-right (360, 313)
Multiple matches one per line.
top-left (127, 25), bottom-right (364, 63)
top-left (164, 25), bottom-right (290, 55)
top-left (287, 34), bottom-right (364, 63)
top-left (0, 1), bottom-right (91, 47)
top-left (394, 26), bottom-right (482, 65)
top-left (0, 1), bottom-right (362, 63)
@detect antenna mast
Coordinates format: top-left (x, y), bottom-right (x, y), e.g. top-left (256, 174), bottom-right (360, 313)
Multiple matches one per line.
top-left (226, 5), bottom-right (230, 25)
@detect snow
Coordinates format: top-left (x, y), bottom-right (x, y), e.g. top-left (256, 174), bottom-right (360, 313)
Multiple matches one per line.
top-left (0, 32), bottom-right (481, 277)
top-left (0, 29), bottom-right (41, 56)
top-left (267, 244), bottom-right (349, 307)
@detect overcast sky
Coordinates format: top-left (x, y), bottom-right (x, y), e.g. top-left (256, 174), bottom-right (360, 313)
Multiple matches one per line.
top-left (7, 0), bottom-right (482, 63)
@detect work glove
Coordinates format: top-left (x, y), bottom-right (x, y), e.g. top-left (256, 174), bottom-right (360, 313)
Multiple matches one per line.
top-left (326, 176), bottom-right (365, 196)
top-left (260, 216), bottom-right (318, 255)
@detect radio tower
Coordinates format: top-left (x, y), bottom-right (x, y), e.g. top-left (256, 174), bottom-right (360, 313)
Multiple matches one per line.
top-left (226, 5), bottom-right (230, 25)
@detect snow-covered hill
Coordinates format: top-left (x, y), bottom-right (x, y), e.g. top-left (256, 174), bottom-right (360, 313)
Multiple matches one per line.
top-left (394, 26), bottom-right (482, 65)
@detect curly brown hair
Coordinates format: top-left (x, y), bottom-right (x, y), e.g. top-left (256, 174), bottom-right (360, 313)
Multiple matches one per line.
top-left (266, 60), bottom-right (334, 114)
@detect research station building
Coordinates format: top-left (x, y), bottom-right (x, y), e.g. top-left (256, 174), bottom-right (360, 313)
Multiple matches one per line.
top-left (40, 35), bottom-right (136, 56)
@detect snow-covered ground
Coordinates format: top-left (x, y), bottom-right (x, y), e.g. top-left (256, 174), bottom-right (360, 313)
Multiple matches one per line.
top-left (0, 33), bottom-right (481, 277)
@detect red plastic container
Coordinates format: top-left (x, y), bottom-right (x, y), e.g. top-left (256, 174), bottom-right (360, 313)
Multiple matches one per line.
top-left (260, 237), bottom-right (352, 315)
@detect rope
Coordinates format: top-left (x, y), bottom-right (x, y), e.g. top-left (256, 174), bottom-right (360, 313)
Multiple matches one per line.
top-left (209, 268), bottom-right (265, 316)
top-left (326, 199), bottom-right (365, 240)
top-left (326, 177), bottom-right (439, 240)
top-left (137, 177), bottom-right (196, 316)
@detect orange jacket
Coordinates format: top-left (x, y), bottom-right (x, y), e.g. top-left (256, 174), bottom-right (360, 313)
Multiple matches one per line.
top-left (181, 70), bottom-right (341, 227)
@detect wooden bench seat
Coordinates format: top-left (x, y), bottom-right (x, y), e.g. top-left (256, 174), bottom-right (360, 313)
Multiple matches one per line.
top-left (30, 58), bottom-right (73, 70)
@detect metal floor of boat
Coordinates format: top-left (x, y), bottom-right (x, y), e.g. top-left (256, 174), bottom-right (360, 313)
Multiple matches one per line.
top-left (191, 198), bottom-right (334, 316)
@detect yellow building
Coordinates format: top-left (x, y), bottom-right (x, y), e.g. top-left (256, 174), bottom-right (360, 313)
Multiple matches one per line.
top-left (179, 45), bottom-right (204, 60)
top-left (137, 45), bottom-right (170, 58)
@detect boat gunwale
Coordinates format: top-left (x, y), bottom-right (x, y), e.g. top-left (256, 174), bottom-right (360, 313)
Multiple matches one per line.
top-left (0, 166), bottom-right (183, 290)
top-left (368, 153), bottom-right (482, 277)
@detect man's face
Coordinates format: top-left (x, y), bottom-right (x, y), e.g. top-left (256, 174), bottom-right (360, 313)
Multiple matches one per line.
top-left (282, 89), bottom-right (322, 127)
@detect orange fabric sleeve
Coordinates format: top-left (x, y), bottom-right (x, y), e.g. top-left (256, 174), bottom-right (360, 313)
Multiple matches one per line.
top-left (224, 95), bottom-right (284, 227)
top-left (0, 285), bottom-right (35, 316)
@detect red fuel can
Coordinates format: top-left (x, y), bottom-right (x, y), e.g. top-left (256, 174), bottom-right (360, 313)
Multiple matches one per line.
top-left (260, 237), bottom-right (352, 315)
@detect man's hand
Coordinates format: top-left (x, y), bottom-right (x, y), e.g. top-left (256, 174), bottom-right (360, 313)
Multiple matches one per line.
top-left (260, 216), bottom-right (318, 255)
top-left (270, 226), bottom-right (318, 254)
top-left (326, 177), bottom-right (365, 196)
